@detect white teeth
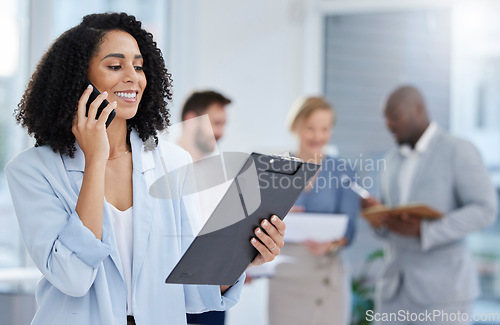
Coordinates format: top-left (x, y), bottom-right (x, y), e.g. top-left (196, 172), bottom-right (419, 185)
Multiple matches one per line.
top-left (115, 92), bottom-right (137, 99)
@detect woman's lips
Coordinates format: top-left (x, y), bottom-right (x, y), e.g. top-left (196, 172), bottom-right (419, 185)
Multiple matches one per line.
top-left (115, 91), bottom-right (138, 103)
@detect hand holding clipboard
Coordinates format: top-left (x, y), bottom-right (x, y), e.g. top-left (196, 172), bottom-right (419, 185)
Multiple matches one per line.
top-left (165, 152), bottom-right (321, 285)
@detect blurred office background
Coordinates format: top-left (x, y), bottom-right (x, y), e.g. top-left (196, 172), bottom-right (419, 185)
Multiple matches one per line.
top-left (1, 0), bottom-right (500, 324)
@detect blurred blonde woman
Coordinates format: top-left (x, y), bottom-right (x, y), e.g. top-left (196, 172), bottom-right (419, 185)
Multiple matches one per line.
top-left (268, 96), bottom-right (360, 325)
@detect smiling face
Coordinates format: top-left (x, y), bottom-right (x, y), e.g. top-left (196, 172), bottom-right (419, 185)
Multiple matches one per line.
top-left (296, 108), bottom-right (334, 157)
top-left (86, 29), bottom-right (147, 121)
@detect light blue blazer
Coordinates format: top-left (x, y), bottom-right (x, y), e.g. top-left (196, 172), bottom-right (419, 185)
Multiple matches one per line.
top-left (4, 130), bottom-right (245, 325)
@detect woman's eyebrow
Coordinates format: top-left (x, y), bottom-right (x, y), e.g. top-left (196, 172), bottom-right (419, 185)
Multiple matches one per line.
top-left (101, 53), bottom-right (143, 61)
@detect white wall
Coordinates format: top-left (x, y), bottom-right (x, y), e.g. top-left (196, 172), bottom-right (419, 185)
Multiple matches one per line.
top-left (167, 0), bottom-right (318, 155)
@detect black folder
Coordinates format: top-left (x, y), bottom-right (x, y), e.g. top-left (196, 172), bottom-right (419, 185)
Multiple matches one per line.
top-left (165, 152), bottom-right (321, 285)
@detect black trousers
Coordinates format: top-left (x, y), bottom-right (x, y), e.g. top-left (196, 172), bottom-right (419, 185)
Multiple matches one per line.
top-left (186, 311), bottom-right (225, 325)
top-left (127, 315), bottom-right (136, 325)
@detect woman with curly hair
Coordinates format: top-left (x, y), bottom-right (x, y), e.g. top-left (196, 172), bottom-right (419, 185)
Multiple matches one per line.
top-left (5, 12), bottom-right (285, 325)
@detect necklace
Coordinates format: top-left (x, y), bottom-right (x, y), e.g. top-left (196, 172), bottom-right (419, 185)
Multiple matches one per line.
top-left (108, 148), bottom-right (131, 160)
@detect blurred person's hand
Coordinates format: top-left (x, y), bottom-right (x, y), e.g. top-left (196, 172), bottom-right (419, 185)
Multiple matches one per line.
top-left (361, 197), bottom-right (389, 228)
top-left (361, 197), bottom-right (381, 209)
top-left (386, 212), bottom-right (421, 237)
top-left (303, 237), bottom-right (347, 256)
top-left (244, 275), bottom-right (254, 284)
top-left (289, 205), bottom-right (305, 213)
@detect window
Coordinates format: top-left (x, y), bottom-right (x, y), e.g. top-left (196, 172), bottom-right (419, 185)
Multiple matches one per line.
top-left (0, 0), bottom-right (29, 270)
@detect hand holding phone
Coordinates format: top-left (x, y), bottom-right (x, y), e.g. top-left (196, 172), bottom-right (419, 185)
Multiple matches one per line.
top-left (85, 79), bottom-right (116, 128)
top-left (340, 174), bottom-right (370, 199)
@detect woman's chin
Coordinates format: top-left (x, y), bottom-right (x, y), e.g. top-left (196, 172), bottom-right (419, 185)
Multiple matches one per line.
top-left (301, 149), bottom-right (323, 160)
top-left (305, 146), bottom-right (324, 154)
top-left (115, 109), bottom-right (139, 121)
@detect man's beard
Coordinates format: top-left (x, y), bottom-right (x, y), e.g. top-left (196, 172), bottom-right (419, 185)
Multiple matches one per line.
top-left (194, 128), bottom-right (216, 154)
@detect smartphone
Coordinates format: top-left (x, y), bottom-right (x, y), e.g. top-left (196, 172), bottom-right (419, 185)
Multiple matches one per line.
top-left (341, 174), bottom-right (371, 199)
top-left (85, 79), bottom-right (116, 128)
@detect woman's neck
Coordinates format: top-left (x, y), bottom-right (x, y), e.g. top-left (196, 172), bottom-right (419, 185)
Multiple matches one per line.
top-left (296, 149), bottom-right (323, 164)
top-left (106, 118), bottom-right (130, 155)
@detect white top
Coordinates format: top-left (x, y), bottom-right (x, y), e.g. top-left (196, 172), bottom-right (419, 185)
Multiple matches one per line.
top-left (108, 203), bottom-right (134, 315)
top-left (398, 122), bottom-right (438, 204)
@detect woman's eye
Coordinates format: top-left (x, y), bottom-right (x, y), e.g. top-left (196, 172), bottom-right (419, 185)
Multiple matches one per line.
top-left (134, 66), bottom-right (144, 71)
top-left (108, 66), bottom-right (121, 70)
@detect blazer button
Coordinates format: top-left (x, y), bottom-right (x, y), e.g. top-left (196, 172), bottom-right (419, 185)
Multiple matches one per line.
top-left (323, 277), bottom-right (330, 285)
top-left (316, 298), bottom-right (323, 306)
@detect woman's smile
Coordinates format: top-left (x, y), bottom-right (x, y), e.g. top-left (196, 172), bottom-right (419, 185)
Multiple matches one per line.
top-left (114, 90), bottom-right (139, 103)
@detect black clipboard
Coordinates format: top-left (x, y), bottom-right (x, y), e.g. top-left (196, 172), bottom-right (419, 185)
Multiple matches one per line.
top-left (165, 152), bottom-right (321, 285)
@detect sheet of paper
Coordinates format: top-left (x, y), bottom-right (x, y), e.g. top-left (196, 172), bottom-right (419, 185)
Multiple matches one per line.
top-left (283, 213), bottom-right (348, 243)
top-left (245, 255), bottom-right (297, 279)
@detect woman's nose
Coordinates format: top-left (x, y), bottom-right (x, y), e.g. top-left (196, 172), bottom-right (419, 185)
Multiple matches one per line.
top-left (123, 65), bottom-right (139, 83)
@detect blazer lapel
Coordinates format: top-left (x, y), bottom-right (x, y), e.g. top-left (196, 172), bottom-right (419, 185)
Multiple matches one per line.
top-left (62, 131), bottom-right (158, 286)
top-left (130, 132), bottom-right (156, 287)
top-left (386, 153), bottom-right (402, 206)
top-left (407, 129), bottom-right (443, 201)
top-left (62, 142), bottom-right (125, 282)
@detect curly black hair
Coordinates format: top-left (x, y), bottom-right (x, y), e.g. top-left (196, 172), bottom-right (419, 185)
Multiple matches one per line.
top-left (15, 12), bottom-right (172, 157)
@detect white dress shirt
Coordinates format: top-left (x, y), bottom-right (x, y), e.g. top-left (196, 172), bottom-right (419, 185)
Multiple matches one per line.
top-left (108, 204), bottom-right (134, 315)
top-left (398, 122), bottom-right (438, 204)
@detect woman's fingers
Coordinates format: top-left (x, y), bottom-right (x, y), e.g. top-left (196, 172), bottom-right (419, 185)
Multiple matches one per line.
top-left (76, 85), bottom-right (94, 123)
top-left (75, 85), bottom-right (110, 126)
top-left (96, 101), bottom-right (117, 126)
top-left (250, 215), bottom-right (286, 266)
top-left (87, 91), bottom-right (109, 122)
top-left (333, 237), bottom-right (348, 246)
top-left (260, 218), bottom-right (284, 249)
top-left (270, 215), bottom-right (286, 236)
top-left (254, 227), bottom-right (280, 255)
top-left (250, 237), bottom-right (275, 265)
top-left (72, 86), bottom-right (111, 163)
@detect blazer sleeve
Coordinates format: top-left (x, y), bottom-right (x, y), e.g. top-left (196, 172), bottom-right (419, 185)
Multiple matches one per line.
top-left (4, 159), bottom-right (112, 297)
top-left (177, 153), bottom-right (245, 313)
top-left (420, 140), bottom-right (498, 251)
